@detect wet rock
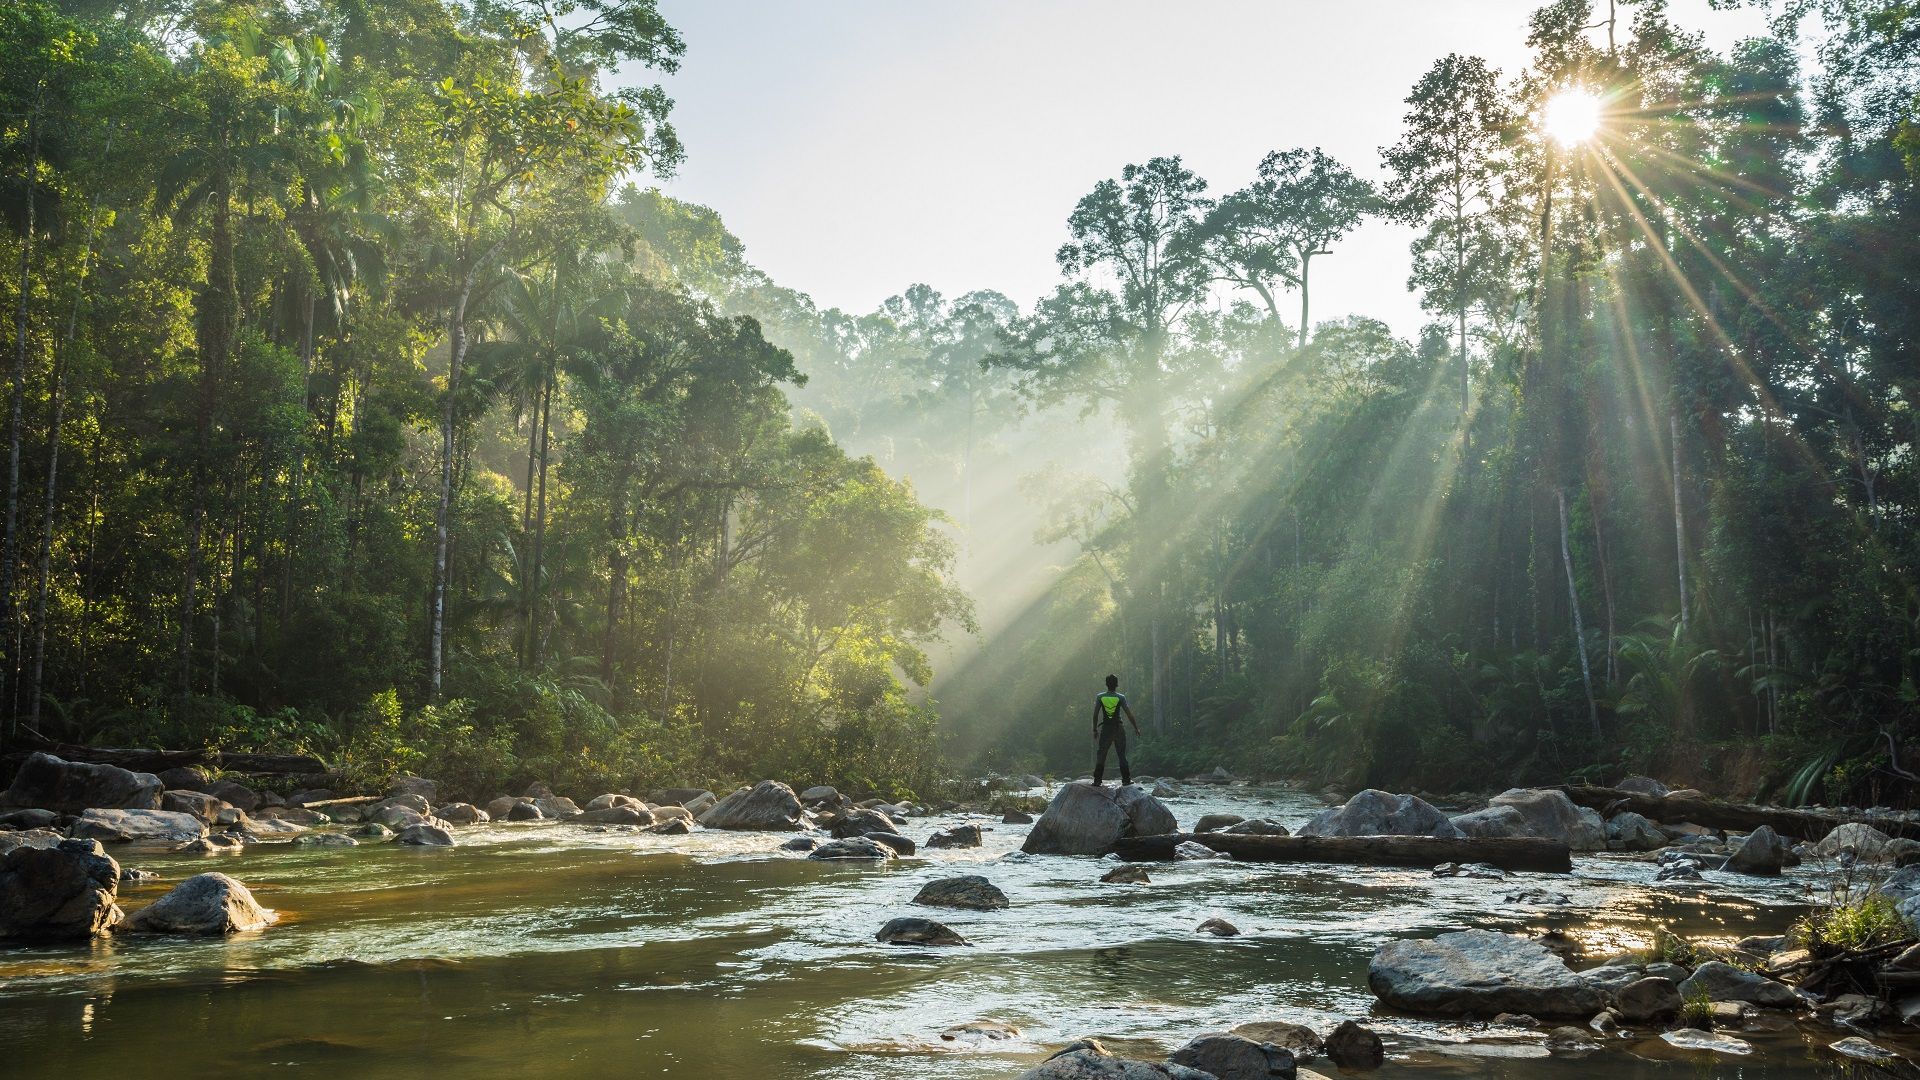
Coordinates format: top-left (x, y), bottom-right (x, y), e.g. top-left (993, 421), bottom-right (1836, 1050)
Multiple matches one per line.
top-left (1494, 1012), bottom-right (1538, 1027)
top-left (432, 802), bottom-right (488, 825)
top-left (1017, 1040), bottom-right (1214, 1080)
top-left (1301, 789), bottom-right (1463, 839)
top-left (118, 866), bottom-right (157, 883)
top-left (1829, 1037), bottom-right (1903, 1066)
top-left (1195, 813), bottom-right (1245, 833)
top-left (1369, 930), bottom-right (1605, 1018)
top-left (1724, 825), bottom-right (1788, 875)
top-left (1612, 977), bottom-right (1681, 1023)
top-left (292, 832), bottom-right (357, 847)
top-left (243, 817), bottom-right (306, 839)
top-left (370, 805), bottom-right (433, 831)
top-left (649, 817), bottom-right (691, 836)
top-left (576, 805), bottom-right (654, 826)
top-left (205, 780), bottom-right (259, 812)
top-left (1812, 822), bottom-right (1893, 861)
top-left (1660, 1029), bottom-right (1752, 1055)
top-left (875, 916), bottom-right (967, 946)
top-left (1221, 819), bottom-right (1289, 836)
top-left (809, 836), bottom-right (896, 861)
top-left (1101, 865), bottom-right (1150, 885)
top-left (1229, 1022), bottom-right (1321, 1059)
top-left (1546, 1025), bottom-right (1596, 1052)
top-left (700, 781), bottom-right (807, 831)
top-left (161, 790), bottom-right (226, 824)
top-left (505, 801), bottom-right (545, 822)
top-left (586, 794), bottom-right (642, 812)
top-left (533, 796), bottom-right (581, 820)
top-left (5, 753), bottom-right (162, 813)
top-left (1432, 861), bottom-right (1504, 879)
top-left (1678, 961), bottom-right (1799, 1009)
top-left (650, 805), bottom-right (694, 824)
top-left (927, 824), bottom-right (984, 849)
top-left (1821, 993), bottom-right (1891, 1028)
top-left (1481, 788), bottom-right (1607, 850)
top-left (1021, 783), bottom-right (1178, 856)
top-left (1176, 841), bottom-right (1232, 860)
top-left (780, 836), bottom-right (817, 852)
top-left (1002, 810), bottom-right (1034, 824)
top-left (122, 872), bottom-right (271, 934)
top-left (941, 1019), bottom-right (1020, 1042)
top-left (485, 796), bottom-right (523, 819)
top-left (0, 808), bottom-right (57, 830)
top-left (396, 824), bottom-right (455, 846)
top-left (865, 832), bottom-right (916, 856)
top-left (1606, 812), bottom-right (1667, 852)
top-left (387, 775), bottom-right (437, 802)
top-left (914, 874), bottom-right (1009, 910)
top-left (1197, 917), bottom-right (1240, 937)
top-left (1656, 862), bottom-right (1703, 882)
top-left (1709, 1001), bottom-right (1756, 1027)
top-left (156, 766), bottom-right (212, 791)
top-left (1615, 775), bottom-right (1671, 797)
top-left (352, 823), bottom-right (393, 840)
top-left (798, 785), bottom-right (840, 804)
top-left (1322, 1020), bottom-right (1384, 1069)
top-left (68, 808), bottom-right (207, 845)
top-left (828, 807), bottom-right (900, 838)
top-left (0, 838), bottom-right (122, 940)
top-left (1167, 1032), bottom-right (1297, 1079)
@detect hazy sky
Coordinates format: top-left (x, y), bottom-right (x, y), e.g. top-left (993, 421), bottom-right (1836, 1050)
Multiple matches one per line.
top-left (641, 1), bottom-right (1772, 337)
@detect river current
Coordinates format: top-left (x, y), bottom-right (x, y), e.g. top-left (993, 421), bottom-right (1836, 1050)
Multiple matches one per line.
top-left (0, 783), bottom-right (1895, 1078)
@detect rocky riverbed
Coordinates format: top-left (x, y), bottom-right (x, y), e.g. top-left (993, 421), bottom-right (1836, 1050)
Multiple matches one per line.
top-left (0, 759), bottom-right (1911, 1078)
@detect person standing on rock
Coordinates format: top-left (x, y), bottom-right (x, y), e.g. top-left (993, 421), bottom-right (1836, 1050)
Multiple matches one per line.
top-left (1091, 674), bottom-right (1141, 786)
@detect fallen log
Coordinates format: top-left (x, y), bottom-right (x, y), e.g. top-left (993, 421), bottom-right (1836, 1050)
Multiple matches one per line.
top-left (1557, 785), bottom-right (1920, 842)
top-left (2, 736), bottom-right (327, 776)
top-left (1113, 832), bottom-right (1572, 874)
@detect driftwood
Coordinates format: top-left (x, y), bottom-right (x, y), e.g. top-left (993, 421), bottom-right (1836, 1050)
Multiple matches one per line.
top-left (1558, 784), bottom-right (1920, 842)
top-left (1, 735), bottom-right (327, 776)
top-left (1114, 832), bottom-right (1572, 873)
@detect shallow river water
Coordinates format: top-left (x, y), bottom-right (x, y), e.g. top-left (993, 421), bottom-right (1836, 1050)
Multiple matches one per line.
top-left (0, 784), bottom-right (1903, 1078)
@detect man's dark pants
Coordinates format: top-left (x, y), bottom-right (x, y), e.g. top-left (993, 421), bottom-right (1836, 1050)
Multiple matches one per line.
top-left (1093, 723), bottom-right (1130, 786)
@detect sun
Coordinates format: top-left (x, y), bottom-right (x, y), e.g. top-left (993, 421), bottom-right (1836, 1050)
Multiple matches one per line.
top-left (1543, 89), bottom-right (1603, 146)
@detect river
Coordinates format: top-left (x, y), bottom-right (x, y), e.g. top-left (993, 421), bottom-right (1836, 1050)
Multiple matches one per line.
top-left (0, 783), bottom-right (1893, 1078)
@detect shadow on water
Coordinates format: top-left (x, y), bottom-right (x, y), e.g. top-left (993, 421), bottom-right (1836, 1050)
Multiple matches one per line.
top-left (0, 785), bottom-right (1894, 1078)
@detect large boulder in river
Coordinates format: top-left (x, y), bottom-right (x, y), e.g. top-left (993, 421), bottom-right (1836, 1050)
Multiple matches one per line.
top-left (161, 790), bottom-right (227, 824)
top-left (4, 752), bottom-right (162, 813)
top-left (396, 824), bottom-right (456, 846)
top-left (434, 802), bottom-right (489, 825)
top-left (0, 838), bottom-right (122, 940)
top-left (1016, 1041), bottom-right (1216, 1080)
top-left (1483, 788), bottom-right (1607, 850)
top-left (828, 807), bottom-right (899, 838)
top-left (577, 805), bottom-right (654, 825)
top-left (1813, 823), bottom-right (1894, 861)
top-left (1300, 789), bottom-right (1463, 839)
top-left (700, 781), bottom-right (807, 831)
top-left (1369, 929), bottom-right (1605, 1018)
top-left (808, 836), bottom-right (896, 861)
top-left (1725, 825), bottom-right (1789, 875)
top-left (1166, 1033), bottom-right (1296, 1079)
top-left (1021, 783), bottom-right (1178, 856)
top-left (1606, 811), bottom-right (1667, 852)
top-left (1678, 961), bottom-right (1800, 1009)
top-left (876, 916), bottom-right (968, 946)
top-left (204, 780), bottom-right (260, 812)
top-left (68, 808), bottom-right (207, 845)
top-left (121, 872), bottom-right (272, 934)
top-left (913, 875), bottom-right (1009, 910)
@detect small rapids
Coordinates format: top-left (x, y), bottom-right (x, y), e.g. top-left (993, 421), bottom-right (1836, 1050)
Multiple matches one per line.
top-left (0, 784), bottom-right (1890, 1078)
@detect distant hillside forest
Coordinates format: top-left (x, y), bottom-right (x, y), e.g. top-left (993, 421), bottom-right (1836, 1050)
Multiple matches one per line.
top-left (1, 0), bottom-right (1917, 804)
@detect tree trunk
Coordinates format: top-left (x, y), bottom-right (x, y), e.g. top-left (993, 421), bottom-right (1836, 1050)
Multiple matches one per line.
top-left (1558, 488), bottom-right (1600, 739)
top-left (1296, 251), bottom-right (1315, 354)
top-left (4, 113), bottom-right (40, 721)
top-left (526, 358), bottom-right (554, 667)
top-left (430, 278), bottom-right (473, 700)
top-left (180, 123), bottom-right (238, 700)
top-left (1670, 410), bottom-right (1690, 629)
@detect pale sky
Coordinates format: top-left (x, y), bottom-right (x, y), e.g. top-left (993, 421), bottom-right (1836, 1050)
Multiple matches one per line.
top-left (641, 1), bottom-right (1773, 337)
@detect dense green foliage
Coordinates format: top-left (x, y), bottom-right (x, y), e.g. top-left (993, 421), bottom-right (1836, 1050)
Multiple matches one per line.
top-left (0, 0), bottom-right (969, 797)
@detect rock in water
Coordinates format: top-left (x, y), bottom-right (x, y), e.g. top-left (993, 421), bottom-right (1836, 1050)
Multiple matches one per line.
top-left (575, 805), bottom-right (654, 826)
top-left (4, 752), bottom-right (163, 813)
top-left (1167, 1033), bottom-right (1296, 1079)
top-left (1481, 788), bottom-right (1607, 850)
top-left (1677, 961), bottom-right (1800, 1009)
top-left (68, 808), bottom-right (208, 845)
top-left (1724, 825), bottom-right (1788, 875)
top-left (396, 824), bottom-right (456, 847)
top-left (1016, 1041), bottom-right (1216, 1079)
top-left (865, 832), bottom-right (916, 856)
top-left (1195, 813), bottom-right (1245, 833)
top-left (1021, 783), bottom-right (1178, 856)
top-left (699, 781), bottom-right (807, 831)
top-left (1197, 917), bottom-right (1240, 937)
top-left (1229, 1022), bottom-right (1321, 1060)
top-left (876, 916), bottom-right (968, 946)
top-left (1175, 841), bottom-right (1232, 860)
top-left (121, 872), bottom-right (272, 934)
top-left (1322, 1021), bottom-right (1384, 1069)
top-left (505, 801), bottom-right (544, 821)
top-left (650, 818), bottom-right (691, 836)
top-left (780, 836), bottom-right (816, 852)
top-left (1605, 812), bottom-right (1667, 852)
top-left (1812, 822), bottom-right (1893, 860)
top-left (292, 832), bottom-right (357, 847)
top-left (1660, 1029), bottom-right (1752, 1055)
top-left (161, 790), bottom-right (227, 823)
top-left (808, 836), bottom-right (896, 861)
top-left (0, 838), bottom-right (123, 940)
top-left (1221, 819), bottom-right (1289, 836)
top-left (434, 802), bottom-right (490, 825)
top-left (926, 824), bottom-right (984, 849)
top-left (1298, 789), bottom-right (1464, 839)
top-left (205, 780), bottom-right (259, 812)
top-left (1002, 810), bottom-right (1035, 824)
top-left (1101, 865), bottom-right (1150, 884)
top-left (1369, 930), bottom-right (1604, 1018)
top-left (913, 875), bottom-right (1009, 910)
top-left (828, 807), bottom-right (900, 838)
top-left (1612, 977), bottom-right (1681, 1022)
top-left (1829, 1038), bottom-right (1903, 1067)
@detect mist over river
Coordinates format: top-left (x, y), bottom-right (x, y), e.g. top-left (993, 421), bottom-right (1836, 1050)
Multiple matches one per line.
top-left (0, 784), bottom-right (1883, 1078)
